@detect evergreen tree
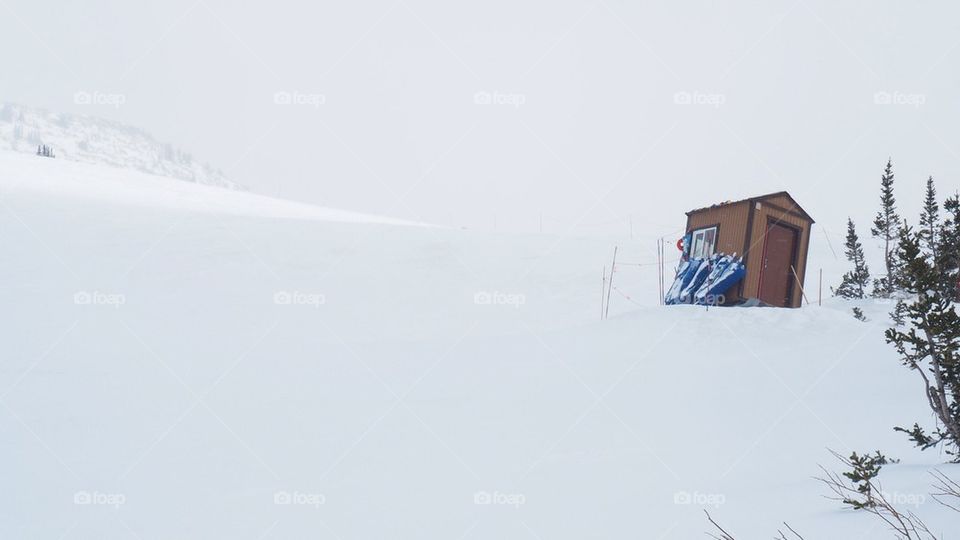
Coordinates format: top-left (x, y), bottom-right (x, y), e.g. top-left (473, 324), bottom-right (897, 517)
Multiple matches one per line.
top-left (871, 159), bottom-right (901, 297)
top-left (890, 299), bottom-right (907, 327)
top-left (833, 218), bottom-right (870, 299)
top-left (839, 450), bottom-right (893, 510)
top-left (938, 195), bottom-right (960, 300)
top-left (885, 226), bottom-right (960, 459)
top-left (920, 176), bottom-right (940, 257)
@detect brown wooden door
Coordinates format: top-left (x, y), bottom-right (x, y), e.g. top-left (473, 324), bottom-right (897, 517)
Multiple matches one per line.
top-left (758, 223), bottom-right (798, 307)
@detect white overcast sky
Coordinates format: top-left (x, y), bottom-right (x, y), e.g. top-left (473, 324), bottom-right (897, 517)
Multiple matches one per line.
top-left (2, 0), bottom-right (959, 235)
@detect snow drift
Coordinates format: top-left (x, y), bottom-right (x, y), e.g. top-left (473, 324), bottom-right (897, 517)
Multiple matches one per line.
top-left (0, 151), bottom-right (957, 539)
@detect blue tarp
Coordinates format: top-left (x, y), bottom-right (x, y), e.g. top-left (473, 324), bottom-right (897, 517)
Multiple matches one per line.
top-left (665, 253), bottom-right (746, 306)
top-left (664, 259), bottom-right (695, 304)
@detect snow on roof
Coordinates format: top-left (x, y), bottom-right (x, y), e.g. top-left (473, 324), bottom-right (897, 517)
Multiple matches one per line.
top-left (685, 190), bottom-right (814, 223)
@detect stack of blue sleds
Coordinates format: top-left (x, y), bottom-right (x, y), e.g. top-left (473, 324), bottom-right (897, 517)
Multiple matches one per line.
top-left (664, 253), bottom-right (746, 306)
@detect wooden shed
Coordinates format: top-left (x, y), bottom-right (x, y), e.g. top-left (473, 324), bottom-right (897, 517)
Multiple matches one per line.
top-left (684, 191), bottom-right (814, 308)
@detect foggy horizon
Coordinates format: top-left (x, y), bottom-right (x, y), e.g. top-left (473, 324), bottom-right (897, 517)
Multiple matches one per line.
top-left (4, 1), bottom-right (958, 234)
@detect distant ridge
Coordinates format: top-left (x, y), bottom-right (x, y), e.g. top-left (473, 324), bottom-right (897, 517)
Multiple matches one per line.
top-left (0, 102), bottom-right (242, 190)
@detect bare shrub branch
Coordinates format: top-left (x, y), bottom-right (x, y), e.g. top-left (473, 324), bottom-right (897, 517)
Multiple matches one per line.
top-left (930, 469), bottom-right (960, 513)
top-left (704, 510), bottom-right (804, 540)
top-left (704, 510), bottom-right (735, 540)
top-left (817, 450), bottom-right (938, 540)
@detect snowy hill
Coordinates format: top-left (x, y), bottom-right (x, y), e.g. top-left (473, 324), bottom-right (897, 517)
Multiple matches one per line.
top-left (0, 103), bottom-right (241, 190)
top-left (1, 154), bottom-right (957, 539)
top-left (0, 150), bottom-right (416, 226)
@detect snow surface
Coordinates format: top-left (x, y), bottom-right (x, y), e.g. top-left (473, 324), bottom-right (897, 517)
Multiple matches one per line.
top-left (1, 150), bottom-right (958, 538)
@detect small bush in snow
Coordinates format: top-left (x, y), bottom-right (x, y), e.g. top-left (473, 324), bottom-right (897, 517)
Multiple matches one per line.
top-left (837, 450), bottom-right (895, 510)
top-left (817, 450), bottom-right (954, 540)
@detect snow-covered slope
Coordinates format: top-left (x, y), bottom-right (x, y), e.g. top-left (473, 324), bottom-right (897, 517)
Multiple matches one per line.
top-left (0, 103), bottom-right (241, 190)
top-left (0, 150), bottom-right (417, 225)
top-left (0, 154), bottom-right (957, 539)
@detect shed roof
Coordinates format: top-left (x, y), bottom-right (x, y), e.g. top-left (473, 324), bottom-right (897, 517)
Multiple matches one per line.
top-left (685, 191), bottom-right (814, 223)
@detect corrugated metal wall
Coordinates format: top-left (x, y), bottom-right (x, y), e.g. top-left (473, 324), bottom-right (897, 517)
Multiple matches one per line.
top-left (686, 201), bottom-right (750, 256)
top-left (686, 201), bottom-right (750, 302)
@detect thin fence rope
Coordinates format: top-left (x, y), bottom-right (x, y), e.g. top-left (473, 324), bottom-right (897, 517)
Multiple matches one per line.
top-left (615, 258), bottom-right (681, 268)
top-left (611, 285), bottom-right (645, 306)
